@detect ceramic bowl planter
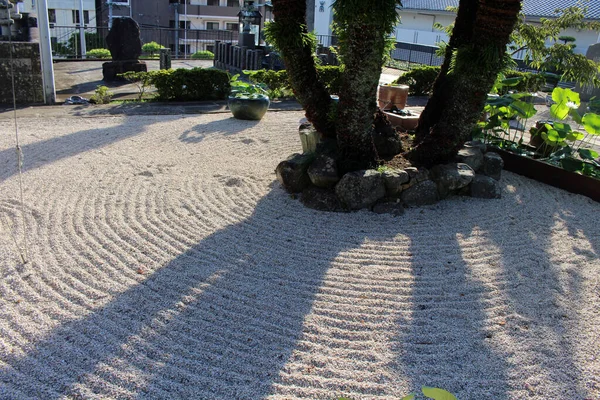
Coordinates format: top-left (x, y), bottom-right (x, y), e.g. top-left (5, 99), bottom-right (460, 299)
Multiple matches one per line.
top-left (378, 84), bottom-right (409, 111)
top-left (228, 95), bottom-right (270, 120)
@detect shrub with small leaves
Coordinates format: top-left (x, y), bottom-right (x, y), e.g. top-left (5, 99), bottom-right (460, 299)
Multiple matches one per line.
top-left (151, 68), bottom-right (229, 101)
top-left (86, 48), bottom-right (111, 59)
top-left (118, 71), bottom-right (158, 101)
top-left (142, 41), bottom-right (164, 58)
top-left (90, 85), bottom-right (113, 104)
top-left (393, 66), bottom-right (440, 96)
top-left (191, 50), bottom-right (215, 60)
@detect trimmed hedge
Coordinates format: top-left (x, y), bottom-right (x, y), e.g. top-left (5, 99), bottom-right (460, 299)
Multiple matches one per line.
top-left (246, 65), bottom-right (344, 98)
top-left (86, 48), bottom-right (111, 59)
top-left (393, 66), bottom-right (440, 96)
top-left (191, 50), bottom-right (215, 60)
top-left (151, 68), bottom-right (230, 101)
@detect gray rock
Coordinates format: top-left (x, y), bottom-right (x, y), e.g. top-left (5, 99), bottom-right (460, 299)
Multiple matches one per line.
top-left (404, 167), bottom-right (430, 183)
top-left (335, 169), bottom-right (386, 210)
top-left (301, 186), bottom-right (341, 212)
top-left (430, 163), bottom-right (475, 199)
top-left (382, 169), bottom-right (409, 197)
top-left (471, 174), bottom-right (502, 199)
top-left (372, 202), bottom-right (405, 216)
top-left (275, 153), bottom-right (314, 193)
top-left (400, 180), bottom-right (439, 207)
top-left (308, 154), bottom-right (339, 188)
top-left (482, 152), bottom-right (504, 181)
top-left (456, 147), bottom-right (484, 171)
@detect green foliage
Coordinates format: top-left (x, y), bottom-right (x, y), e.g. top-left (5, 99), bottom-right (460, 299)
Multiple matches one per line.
top-left (150, 68), bottom-right (230, 101)
top-left (245, 66), bottom-right (344, 99)
top-left (500, 71), bottom-right (546, 94)
top-left (393, 66), bottom-right (440, 96)
top-left (142, 41), bottom-right (164, 55)
top-left (68, 32), bottom-right (105, 55)
top-left (118, 71), bottom-right (158, 101)
top-left (191, 50), bottom-right (215, 60)
top-left (86, 48), bottom-right (111, 59)
top-left (90, 85), bottom-right (113, 104)
top-left (229, 74), bottom-right (269, 100)
top-left (341, 387), bottom-right (457, 400)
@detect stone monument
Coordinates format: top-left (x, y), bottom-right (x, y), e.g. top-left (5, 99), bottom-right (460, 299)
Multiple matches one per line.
top-left (102, 17), bottom-right (147, 81)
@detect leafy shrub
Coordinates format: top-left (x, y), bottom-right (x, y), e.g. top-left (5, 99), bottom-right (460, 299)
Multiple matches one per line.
top-left (246, 69), bottom-right (292, 98)
top-left (86, 48), bottom-right (111, 59)
top-left (393, 66), bottom-right (440, 96)
top-left (191, 50), bottom-right (215, 60)
top-left (118, 71), bottom-right (158, 101)
top-left (142, 41), bottom-right (164, 57)
top-left (245, 65), bottom-right (343, 98)
top-left (501, 71), bottom-right (546, 94)
top-left (230, 74), bottom-right (269, 99)
top-left (150, 68), bottom-right (230, 101)
top-left (90, 85), bottom-right (113, 104)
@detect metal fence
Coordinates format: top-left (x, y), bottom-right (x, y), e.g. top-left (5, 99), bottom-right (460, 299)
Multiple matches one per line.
top-left (390, 42), bottom-right (444, 67)
top-left (48, 25), bottom-right (237, 59)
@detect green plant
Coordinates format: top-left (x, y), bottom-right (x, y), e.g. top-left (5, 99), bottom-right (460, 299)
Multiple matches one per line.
top-left (151, 68), bottom-right (230, 101)
top-left (90, 85), bottom-right (113, 104)
top-left (86, 48), bottom-right (111, 59)
top-left (499, 71), bottom-right (546, 94)
top-left (118, 71), bottom-right (157, 101)
top-left (142, 41), bottom-right (164, 58)
top-left (339, 387), bottom-right (457, 400)
top-left (68, 32), bottom-right (105, 55)
top-left (229, 74), bottom-right (269, 99)
top-left (245, 69), bottom-right (292, 98)
top-left (393, 66), bottom-right (440, 96)
top-left (191, 50), bottom-right (215, 60)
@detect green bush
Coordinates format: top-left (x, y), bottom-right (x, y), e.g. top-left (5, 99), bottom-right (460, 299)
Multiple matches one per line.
top-left (393, 66), bottom-right (440, 96)
top-left (501, 70), bottom-right (546, 94)
top-left (86, 48), bottom-right (111, 59)
top-left (150, 68), bottom-right (230, 101)
top-left (191, 50), bottom-right (215, 60)
top-left (245, 65), bottom-right (343, 98)
top-left (142, 41), bottom-right (164, 57)
top-left (90, 85), bottom-right (113, 104)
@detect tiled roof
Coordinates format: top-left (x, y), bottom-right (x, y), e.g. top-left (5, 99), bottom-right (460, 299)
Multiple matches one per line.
top-left (401, 0), bottom-right (600, 20)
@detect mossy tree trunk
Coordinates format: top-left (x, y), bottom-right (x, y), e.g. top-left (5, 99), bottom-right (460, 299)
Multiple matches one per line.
top-left (333, 0), bottom-right (402, 172)
top-left (333, 0), bottom-right (401, 171)
top-left (411, 0), bottom-right (522, 167)
top-left (267, 0), bottom-right (335, 138)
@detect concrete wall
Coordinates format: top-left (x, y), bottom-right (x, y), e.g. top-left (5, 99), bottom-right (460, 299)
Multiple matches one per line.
top-left (0, 42), bottom-right (43, 104)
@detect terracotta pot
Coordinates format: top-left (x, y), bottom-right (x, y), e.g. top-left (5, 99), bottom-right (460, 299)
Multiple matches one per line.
top-left (378, 84), bottom-right (409, 110)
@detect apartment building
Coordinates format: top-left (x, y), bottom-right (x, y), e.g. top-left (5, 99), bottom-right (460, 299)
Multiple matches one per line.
top-left (20, 0), bottom-right (97, 27)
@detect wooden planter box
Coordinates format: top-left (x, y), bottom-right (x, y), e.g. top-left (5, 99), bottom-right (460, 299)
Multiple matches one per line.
top-left (383, 110), bottom-right (420, 130)
top-left (494, 147), bottom-right (600, 202)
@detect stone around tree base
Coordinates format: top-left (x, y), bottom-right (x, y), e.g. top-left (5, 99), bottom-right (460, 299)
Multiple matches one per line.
top-left (102, 61), bottom-right (147, 81)
top-left (483, 152), bottom-right (504, 181)
top-left (400, 180), bottom-right (439, 206)
top-left (335, 170), bottom-right (386, 210)
top-left (471, 174), bottom-right (502, 199)
top-left (301, 186), bottom-right (342, 212)
top-left (308, 154), bottom-right (339, 188)
top-left (275, 153), bottom-right (314, 194)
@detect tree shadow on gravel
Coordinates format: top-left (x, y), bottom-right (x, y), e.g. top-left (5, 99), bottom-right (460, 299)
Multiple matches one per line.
top-left (396, 178), bottom-right (599, 399)
top-left (179, 118), bottom-right (260, 144)
top-left (0, 186), bottom-right (398, 399)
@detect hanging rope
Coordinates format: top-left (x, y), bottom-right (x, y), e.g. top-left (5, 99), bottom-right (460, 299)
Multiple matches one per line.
top-left (5, 17), bottom-right (30, 264)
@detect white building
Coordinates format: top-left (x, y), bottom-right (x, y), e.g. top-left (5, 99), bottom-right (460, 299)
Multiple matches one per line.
top-left (19, 0), bottom-right (97, 28)
top-left (314, 0), bottom-right (600, 56)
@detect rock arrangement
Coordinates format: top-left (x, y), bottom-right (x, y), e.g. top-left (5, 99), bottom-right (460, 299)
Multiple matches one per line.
top-left (276, 138), bottom-right (503, 216)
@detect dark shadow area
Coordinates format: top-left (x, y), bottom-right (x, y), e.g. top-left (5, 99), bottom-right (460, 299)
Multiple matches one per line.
top-left (179, 118), bottom-right (260, 143)
top-left (0, 187), bottom-right (397, 398)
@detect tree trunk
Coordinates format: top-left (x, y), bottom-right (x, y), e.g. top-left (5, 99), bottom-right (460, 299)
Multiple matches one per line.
top-left (334, 0), bottom-right (401, 172)
top-left (268, 0), bottom-right (335, 138)
top-left (411, 0), bottom-right (522, 167)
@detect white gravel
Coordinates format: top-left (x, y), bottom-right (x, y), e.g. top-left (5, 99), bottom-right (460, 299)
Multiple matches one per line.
top-left (0, 110), bottom-right (599, 400)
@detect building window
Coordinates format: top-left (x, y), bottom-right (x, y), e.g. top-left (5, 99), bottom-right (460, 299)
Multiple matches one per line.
top-left (170, 20), bottom-right (190, 29)
top-left (226, 22), bottom-right (238, 31)
top-left (206, 45), bottom-right (215, 53)
top-left (72, 10), bottom-right (90, 25)
top-left (227, 0), bottom-right (238, 6)
top-left (207, 0), bottom-right (219, 5)
top-left (48, 9), bottom-right (56, 23)
top-left (179, 44), bottom-right (190, 53)
top-left (206, 22), bottom-right (219, 30)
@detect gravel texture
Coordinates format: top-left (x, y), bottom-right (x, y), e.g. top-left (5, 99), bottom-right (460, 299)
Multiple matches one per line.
top-left (0, 111), bottom-right (599, 399)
